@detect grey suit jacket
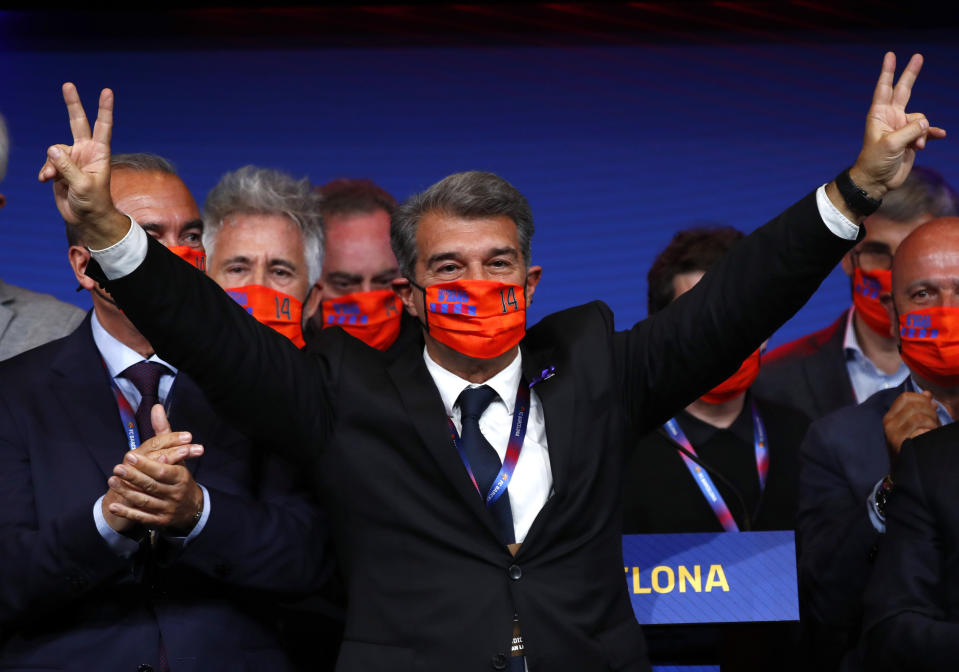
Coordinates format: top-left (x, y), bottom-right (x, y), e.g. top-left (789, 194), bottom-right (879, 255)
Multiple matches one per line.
top-left (0, 279), bottom-right (85, 361)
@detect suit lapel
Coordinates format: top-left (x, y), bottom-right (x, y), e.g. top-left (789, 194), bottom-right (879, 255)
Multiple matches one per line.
top-left (50, 316), bottom-right (131, 479)
top-left (386, 345), bottom-right (502, 544)
top-left (804, 320), bottom-right (855, 416)
top-left (521, 345), bottom-right (572, 499)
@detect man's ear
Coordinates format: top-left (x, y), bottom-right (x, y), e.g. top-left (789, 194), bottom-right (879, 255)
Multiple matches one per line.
top-left (302, 280), bottom-right (323, 324)
top-left (393, 277), bottom-right (418, 317)
top-left (524, 265), bottom-right (543, 306)
top-left (840, 250), bottom-right (854, 277)
top-left (880, 292), bottom-right (899, 339)
top-left (68, 245), bottom-right (97, 290)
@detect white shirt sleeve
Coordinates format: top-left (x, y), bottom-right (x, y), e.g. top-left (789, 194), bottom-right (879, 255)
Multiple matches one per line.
top-left (866, 477), bottom-right (886, 534)
top-left (92, 495), bottom-right (142, 558)
top-left (89, 215), bottom-right (149, 280)
top-left (160, 484), bottom-right (212, 546)
top-left (816, 184), bottom-right (860, 241)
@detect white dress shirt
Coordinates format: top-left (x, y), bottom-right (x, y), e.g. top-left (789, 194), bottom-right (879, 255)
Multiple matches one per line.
top-left (424, 349), bottom-right (552, 543)
top-left (90, 311), bottom-right (211, 557)
top-left (843, 307), bottom-right (909, 404)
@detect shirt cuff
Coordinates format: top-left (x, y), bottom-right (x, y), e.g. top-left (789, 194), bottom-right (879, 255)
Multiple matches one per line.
top-left (866, 478), bottom-right (887, 534)
top-left (89, 215), bottom-right (148, 280)
top-left (93, 496), bottom-right (141, 558)
top-left (816, 184), bottom-right (860, 241)
top-left (160, 484), bottom-right (211, 547)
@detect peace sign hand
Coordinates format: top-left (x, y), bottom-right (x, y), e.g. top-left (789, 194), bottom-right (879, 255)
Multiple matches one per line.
top-left (849, 53), bottom-right (947, 201)
top-left (38, 83), bottom-right (130, 250)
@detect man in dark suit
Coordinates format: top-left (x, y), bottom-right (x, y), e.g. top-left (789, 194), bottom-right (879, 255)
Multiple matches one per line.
top-left (800, 215), bottom-right (959, 671)
top-left (754, 166), bottom-right (958, 421)
top-left (41, 53), bottom-right (942, 671)
top-left (0, 155), bottom-right (329, 671)
top-left (853, 216), bottom-right (959, 669)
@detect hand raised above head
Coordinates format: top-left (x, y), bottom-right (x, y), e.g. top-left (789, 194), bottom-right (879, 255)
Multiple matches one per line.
top-left (849, 53), bottom-right (947, 201)
top-left (38, 83), bottom-right (131, 250)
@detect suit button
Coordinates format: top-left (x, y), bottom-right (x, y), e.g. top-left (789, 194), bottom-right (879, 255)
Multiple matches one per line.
top-left (508, 564), bottom-right (522, 580)
top-left (491, 653), bottom-right (508, 669)
top-left (137, 665), bottom-right (154, 672)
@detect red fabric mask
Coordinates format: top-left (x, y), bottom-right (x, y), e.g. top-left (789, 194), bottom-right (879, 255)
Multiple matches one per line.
top-left (700, 349), bottom-right (761, 404)
top-left (420, 280), bottom-right (526, 359)
top-left (225, 285), bottom-right (305, 348)
top-left (852, 267), bottom-right (893, 337)
top-left (168, 246), bottom-right (207, 273)
top-left (899, 308), bottom-right (959, 387)
top-left (320, 289), bottom-right (403, 351)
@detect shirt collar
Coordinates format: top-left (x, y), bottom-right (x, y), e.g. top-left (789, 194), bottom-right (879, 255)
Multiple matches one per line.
top-left (906, 376), bottom-right (955, 425)
top-left (423, 347), bottom-right (523, 416)
top-left (91, 310), bottom-right (178, 380)
top-left (843, 305), bottom-right (865, 360)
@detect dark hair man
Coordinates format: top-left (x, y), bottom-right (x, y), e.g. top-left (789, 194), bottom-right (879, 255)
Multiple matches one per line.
top-left (0, 110), bottom-right (85, 360)
top-left (848, 216), bottom-right (959, 668)
top-left (625, 226), bottom-right (810, 668)
top-left (302, 178), bottom-right (406, 351)
top-left (42, 53), bottom-right (943, 671)
top-left (203, 165), bottom-right (324, 348)
top-left (755, 167), bottom-right (959, 421)
top-left (0, 153), bottom-right (328, 670)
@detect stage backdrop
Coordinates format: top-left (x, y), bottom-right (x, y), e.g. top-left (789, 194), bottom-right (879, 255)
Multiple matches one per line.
top-left (3, 23), bottom-right (958, 348)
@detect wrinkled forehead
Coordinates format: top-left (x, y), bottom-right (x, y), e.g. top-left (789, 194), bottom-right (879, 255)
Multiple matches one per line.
top-left (892, 224), bottom-right (959, 293)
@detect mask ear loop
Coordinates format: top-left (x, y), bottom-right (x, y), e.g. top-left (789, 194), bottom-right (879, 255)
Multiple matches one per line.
top-left (408, 279), bottom-right (431, 334)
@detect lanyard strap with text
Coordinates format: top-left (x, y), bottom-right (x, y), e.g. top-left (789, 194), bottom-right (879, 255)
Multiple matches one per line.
top-left (663, 401), bottom-right (768, 532)
top-left (105, 368), bottom-right (142, 452)
top-left (448, 378), bottom-right (531, 507)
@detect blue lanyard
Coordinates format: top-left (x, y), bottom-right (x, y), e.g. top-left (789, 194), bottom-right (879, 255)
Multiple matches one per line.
top-left (448, 378), bottom-right (531, 507)
top-left (663, 401), bottom-right (769, 532)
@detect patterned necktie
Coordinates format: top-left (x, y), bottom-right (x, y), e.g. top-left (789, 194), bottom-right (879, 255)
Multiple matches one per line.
top-left (457, 385), bottom-right (515, 544)
top-left (119, 361), bottom-right (171, 442)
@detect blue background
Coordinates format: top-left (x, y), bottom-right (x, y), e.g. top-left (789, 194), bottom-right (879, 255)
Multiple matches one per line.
top-left (4, 26), bottom-right (958, 347)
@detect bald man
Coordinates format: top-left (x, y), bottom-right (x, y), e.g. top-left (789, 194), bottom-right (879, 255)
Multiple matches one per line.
top-left (798, 217), bottom-right (959, 672)
top-left (860, 217), bottom-right (959, 669)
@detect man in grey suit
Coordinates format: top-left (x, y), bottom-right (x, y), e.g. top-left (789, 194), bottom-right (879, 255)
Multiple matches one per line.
top-left (0, 112), bottom-right (85, 360)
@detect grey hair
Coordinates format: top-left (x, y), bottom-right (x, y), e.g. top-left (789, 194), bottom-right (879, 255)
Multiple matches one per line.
top-left (111, 152), bottom-right (178, 175)
top-left (391, 171), bottom-right (534, 279)
top-left (0, 113), bottom-right (8, 184)
top-left (879, 166), bottom-right (959, 222)
top-left (202, 166), bottom-right (324, 286)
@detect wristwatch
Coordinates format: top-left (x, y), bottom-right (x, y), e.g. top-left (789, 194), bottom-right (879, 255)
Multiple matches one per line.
top-left (835, 167), bottom-right (883, 218)
top-left (875, 474), bottom-right (895, 520)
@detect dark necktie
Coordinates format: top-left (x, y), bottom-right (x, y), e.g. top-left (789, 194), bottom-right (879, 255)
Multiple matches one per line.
top-left (119, 361), bottom-right (171, 442)
top-left (457, 385), bottom-right (515, 545)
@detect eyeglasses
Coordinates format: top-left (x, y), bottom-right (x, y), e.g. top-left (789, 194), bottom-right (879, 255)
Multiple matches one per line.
top-left (851, 246), bottom-right (893, 272)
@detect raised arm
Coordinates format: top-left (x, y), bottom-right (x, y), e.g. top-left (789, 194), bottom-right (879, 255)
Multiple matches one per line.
top-left (616, 53), bottom-right (945, 429)
top-left (39, 83), bottom-right (337, 454)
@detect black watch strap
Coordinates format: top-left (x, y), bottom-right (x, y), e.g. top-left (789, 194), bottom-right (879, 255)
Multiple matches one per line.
top-left (835, 167), bottom-right (883, 218)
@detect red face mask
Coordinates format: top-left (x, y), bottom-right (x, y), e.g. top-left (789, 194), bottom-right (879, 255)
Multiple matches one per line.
top-left (418, 280), bottom-right (526, 360)
top-left (168, 246), bottom-right (207, 273)
top-left (899, 307), bottom-right (959, 388)
top-left (700, 349), bottom-right (761, 405)
top-left (225, 285), bottom-right (305, 348)
top-left (852, 267), bottom-right (893, 337)
top-left (320, 289), bottom-right (403, 351)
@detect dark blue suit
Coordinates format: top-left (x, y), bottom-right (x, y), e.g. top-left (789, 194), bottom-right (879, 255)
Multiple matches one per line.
top-left (797, 383), bottom-right (903, 671)
top-left (0, 314), bottom-right (329, 672)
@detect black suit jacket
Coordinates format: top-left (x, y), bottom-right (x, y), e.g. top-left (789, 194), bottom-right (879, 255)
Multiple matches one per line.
top-left (754, 312), bottom-right (856, 421)
top-left (797, 383), bottom-right (903, 672)
top-left (862, 422), bottom-right (959, 671)
top-left (0, 315), bottom-right (329, 671)
top-left (90, 190), bottom-right (854, 672)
